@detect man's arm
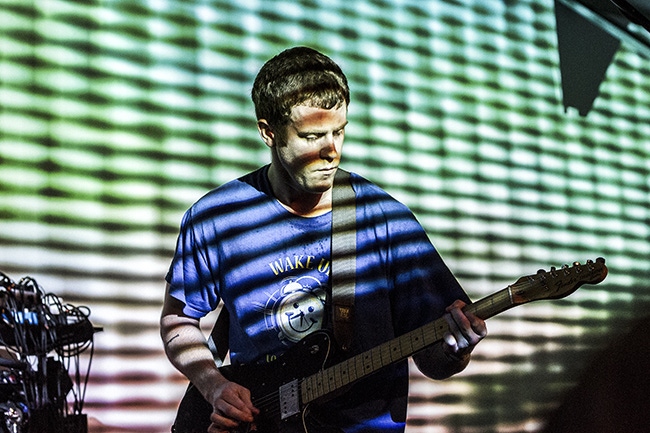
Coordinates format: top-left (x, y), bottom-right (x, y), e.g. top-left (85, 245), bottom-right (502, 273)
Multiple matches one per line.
top-left (160, 284), bottom-right (258, 432)
top-left (413, 299), bottom-right (487, 380)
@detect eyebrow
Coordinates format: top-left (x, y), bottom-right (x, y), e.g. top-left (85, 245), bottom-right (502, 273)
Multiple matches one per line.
top-left (297, 121), bottom-right (349, 136)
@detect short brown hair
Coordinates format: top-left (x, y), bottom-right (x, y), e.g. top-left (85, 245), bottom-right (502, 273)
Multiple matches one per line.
top-left (251, 46), bottom-right (350, 128)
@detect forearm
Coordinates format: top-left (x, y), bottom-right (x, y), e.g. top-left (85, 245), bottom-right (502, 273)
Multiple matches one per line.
top-left (160, 312), bottom-right (228, 401)
top-left (413, 340), bottom-right (470, 380)
top-left (160, 300), bottom-right (259, 428)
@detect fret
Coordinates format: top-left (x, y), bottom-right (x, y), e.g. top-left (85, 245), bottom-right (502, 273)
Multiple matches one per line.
top-left (354, 351), bottom-right (366, 379)
top-left (301, 377), bottom-right (313, 403)
top-left (408, 326), bottom-right (426, 352)
top-left (472, 287), bottom-right (514, 320)
top-left (398, 331), bottom-right (414, 355)
top-left (385, 338), bottom-right (402, 363)
top-left (323, 367), bottom-right (336, 395)
top-left (373, 345), bottom-right (384, 371)
top-left (376, 341), bottom-right (391, 368)
top-left (346, 356), bottom-right (359, 383)
top-left (332, 361), bottom-right (347, 388)
top-left (313, 371), bottom-right (325, 400)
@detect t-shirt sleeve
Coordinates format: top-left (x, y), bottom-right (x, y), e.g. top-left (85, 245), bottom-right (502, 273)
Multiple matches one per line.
top-left (351, 173), bottom-right (469, 337)
top-left (372, 191), bottom-right (469, 336)
top-left (165, 206), bottom-right (220, 318)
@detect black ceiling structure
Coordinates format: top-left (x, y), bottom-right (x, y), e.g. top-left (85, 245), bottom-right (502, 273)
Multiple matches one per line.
top-left (555, 0), bottom-right (650, 115)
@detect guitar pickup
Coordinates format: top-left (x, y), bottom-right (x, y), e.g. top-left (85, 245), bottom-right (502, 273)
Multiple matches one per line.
top-left (279, 379), bottom-right (300, 420)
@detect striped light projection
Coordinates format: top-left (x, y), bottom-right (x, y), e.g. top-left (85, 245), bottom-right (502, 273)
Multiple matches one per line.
top-left (1, 1), bottom-right (648, 432)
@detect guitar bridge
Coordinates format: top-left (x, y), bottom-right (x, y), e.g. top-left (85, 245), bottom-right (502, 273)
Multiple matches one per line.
top-left (279, 379), bottom-right (300, 420)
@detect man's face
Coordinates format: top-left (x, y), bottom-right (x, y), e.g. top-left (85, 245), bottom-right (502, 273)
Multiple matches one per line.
top-left (273, 103), bottom-right (348, 195)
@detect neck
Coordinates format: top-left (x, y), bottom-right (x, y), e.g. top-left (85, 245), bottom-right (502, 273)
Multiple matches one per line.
top-left (267, 164), bottom-right (332, 217)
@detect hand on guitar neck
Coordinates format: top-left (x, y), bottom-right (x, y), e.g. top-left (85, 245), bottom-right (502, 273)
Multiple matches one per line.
top-left (442, 299), bottom-right (488, 359)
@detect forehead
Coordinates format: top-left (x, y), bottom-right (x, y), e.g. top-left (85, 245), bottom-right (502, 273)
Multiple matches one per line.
top-left (288, 103), bottom-right (348, 130)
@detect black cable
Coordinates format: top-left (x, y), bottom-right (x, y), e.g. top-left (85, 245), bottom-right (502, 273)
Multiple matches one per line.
top-left (0, 271), bottom-right (96, 428)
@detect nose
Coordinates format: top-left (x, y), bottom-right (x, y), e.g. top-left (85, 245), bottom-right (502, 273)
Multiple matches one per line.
top-left (320, 133), bottom-right (338, 161)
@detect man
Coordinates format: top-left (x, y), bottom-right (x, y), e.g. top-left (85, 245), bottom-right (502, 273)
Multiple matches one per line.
top-left (161, 46), bottom-right (487, 433)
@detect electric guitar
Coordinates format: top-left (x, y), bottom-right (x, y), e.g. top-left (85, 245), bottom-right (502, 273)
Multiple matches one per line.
top-left (172, 258), bottom-right (608, 433)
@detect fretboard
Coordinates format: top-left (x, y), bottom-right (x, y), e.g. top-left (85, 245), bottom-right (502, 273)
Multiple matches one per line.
top-left (300, 285), bottom-right (519, 404)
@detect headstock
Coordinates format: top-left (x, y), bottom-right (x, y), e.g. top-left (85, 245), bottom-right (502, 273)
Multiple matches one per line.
top-left (510, 258), bottom-right (608, 305)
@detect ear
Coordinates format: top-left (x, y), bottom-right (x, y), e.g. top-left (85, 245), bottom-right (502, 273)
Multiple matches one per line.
top-left (257, 119), bottom-right (276, 148)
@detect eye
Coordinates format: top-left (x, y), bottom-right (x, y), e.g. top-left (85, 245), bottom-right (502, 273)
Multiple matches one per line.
top-left (298, 131), bottom-right (319, 140)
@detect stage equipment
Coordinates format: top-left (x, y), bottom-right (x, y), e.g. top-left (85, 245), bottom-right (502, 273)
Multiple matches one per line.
top-left (0, 271), bottom-right (97, 433)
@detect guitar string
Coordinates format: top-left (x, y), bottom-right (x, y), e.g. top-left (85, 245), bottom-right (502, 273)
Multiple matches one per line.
top-left (248, 275), bottom-right (547, 417)
top-left (251, 283), bottom-right (525, 413)
top-left (230, 265), bottom-right (594, 427)
top-left (246, 337), bottom-right (332, 419)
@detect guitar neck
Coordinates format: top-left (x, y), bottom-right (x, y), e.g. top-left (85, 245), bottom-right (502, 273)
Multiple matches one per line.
top-left (300, 285), bottom-right (517, 404)
top-left (300, 257), bottom-right (608, 404)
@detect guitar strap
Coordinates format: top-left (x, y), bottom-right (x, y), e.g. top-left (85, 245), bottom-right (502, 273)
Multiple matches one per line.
top-left (207, 168), bottom-right (357, 362)
top-left (207, 305), bottom-right (229, 366)
top-left (330, 168), bottom-right (356, 352)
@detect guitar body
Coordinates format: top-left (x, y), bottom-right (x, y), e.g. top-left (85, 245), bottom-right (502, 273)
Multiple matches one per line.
top-left (172, 330), bottom-right (336, 433)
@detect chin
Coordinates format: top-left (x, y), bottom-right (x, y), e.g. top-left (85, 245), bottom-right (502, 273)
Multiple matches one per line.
top-left (304, 181), bottom-right (333, 194)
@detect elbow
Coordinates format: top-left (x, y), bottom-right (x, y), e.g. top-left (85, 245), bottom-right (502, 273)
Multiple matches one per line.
top-left (413, 345), bottom-right (471, 380)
